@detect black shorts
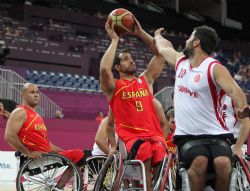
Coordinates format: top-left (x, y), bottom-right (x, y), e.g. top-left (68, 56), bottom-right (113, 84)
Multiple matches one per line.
top-left (177, 136), bottom-right (233, 169)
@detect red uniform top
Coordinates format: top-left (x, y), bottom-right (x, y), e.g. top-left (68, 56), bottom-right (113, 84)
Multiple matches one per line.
top-left (109, 76), bottom-right (164, 143)
top-left (165, 124), bottom-right (176, 153)
top-left (18, 105), bottom-right (51, 152)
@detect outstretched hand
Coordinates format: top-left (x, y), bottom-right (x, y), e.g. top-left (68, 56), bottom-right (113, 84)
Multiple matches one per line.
top-left (154, 28), bottom-right (165, 37)
top-left (105, 20), bottom-right (119, 41)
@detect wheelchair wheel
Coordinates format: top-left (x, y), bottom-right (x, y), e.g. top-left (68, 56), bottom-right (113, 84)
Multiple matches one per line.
top-left (16, 153), bottom-right (82, 191)
top-left (82, 155), bottom-right (107, 191)
top-left (154, 153), bottom-right (176, 191)
top-left (234, 155), bottom-right (250, 191)
top-left (94, 153), bottom-right (122, 191)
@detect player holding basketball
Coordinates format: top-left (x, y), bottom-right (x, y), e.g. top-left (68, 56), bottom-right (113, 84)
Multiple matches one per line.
top-left (154, 26), bottom-right (250, 191)
top-left (100, 17), bottom-right (166, 190)
top-left (4, 83), bottom-right (85, 190)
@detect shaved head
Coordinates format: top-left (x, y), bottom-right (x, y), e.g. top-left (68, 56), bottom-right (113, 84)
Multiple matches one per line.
top-left (21, 83), bottom-right (37, 93)
top-left (21, 83), bottom-right (40, 108)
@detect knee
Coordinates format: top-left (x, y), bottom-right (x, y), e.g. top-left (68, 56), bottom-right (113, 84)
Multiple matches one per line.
top-left (213, 156), bottom-right (231, 174)
top-left (190, 156), bottom-right (208, 175)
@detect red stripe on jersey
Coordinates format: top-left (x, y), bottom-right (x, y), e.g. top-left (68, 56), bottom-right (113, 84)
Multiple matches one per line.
top-left (207, 61), bottom-right (226, 130)
top-left (175, 56), bottom-right (187, 71)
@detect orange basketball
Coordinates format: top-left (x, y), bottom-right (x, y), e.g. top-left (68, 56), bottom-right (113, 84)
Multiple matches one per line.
top-left (108, 8), bottom-right (135, 36)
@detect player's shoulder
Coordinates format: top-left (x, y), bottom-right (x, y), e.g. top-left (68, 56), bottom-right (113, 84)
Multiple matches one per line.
top-left (10, 107), bottom-right (27, 118)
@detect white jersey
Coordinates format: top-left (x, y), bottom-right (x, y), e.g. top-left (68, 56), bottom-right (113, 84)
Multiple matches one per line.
top-left (92, 133), bottom-right (118, 156)
top-left (220, 94), bottom-right (240, 138)
top-left (174, 56), bottom-right (231, 136)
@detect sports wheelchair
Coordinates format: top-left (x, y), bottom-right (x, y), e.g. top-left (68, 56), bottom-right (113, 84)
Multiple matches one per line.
top-left (177, 153), bottom-right (250, 191)
top-left (15, 151), bottom-right (107, 191)
top-left (15, 152), bottom-right (82, 191)
top-left (93, 140), bottom-right (176, 191)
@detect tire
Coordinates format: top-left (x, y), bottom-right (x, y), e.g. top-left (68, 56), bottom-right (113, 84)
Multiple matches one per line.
top-left (16, 153), bottom-right (83, 191)
top-left (234, 155), bottom-right (250, 191)
top-left (82, 155), bottom-right (107, 190)
top-left (153, 153), bottom-right (176, 191)
top-left (94, 153), bottom-right (121, 191)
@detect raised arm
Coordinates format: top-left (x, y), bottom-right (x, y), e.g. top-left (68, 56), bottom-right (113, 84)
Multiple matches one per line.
top-left (154, 28), bottom-right (184, 67)
top-left (132, 16), bottom-right (156, 54)
top-left (141, 56), bottom-right (165, 94)
top-left (213, 64), bottom-right (250, 155)
top-left (99, 21), bottom-right (119, 100)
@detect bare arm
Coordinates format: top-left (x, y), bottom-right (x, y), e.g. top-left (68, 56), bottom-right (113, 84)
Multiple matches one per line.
top-left (106, 110), bottom-right (117, 155)
top-left (95, 117), bottom-right (110, 155)
top-left (141, 56), bottom-right (165, 94)
top-left (214, 64), bottom-right (250, 154)
top-left (4, 108), bottom-right (30, 154)
top-left (50, 142), bottom-right (64, 153)
top-left (154, 28), bottom-right (184, 67)
top-left (153, 99), bottom-right (169, 138)
top-left (99, 21), bottom-right (119, 100)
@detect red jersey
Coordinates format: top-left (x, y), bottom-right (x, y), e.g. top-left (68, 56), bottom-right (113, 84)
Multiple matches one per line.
top-left (18, 105), bottom-right (51, 152)
top-left (165, 124), bottom-right (176, 153)
top-left (109, 76), bottom-right (164, 143)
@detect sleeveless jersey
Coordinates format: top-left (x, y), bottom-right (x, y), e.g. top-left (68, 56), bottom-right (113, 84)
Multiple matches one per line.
top-left (18, 105), bottom-right (51, 152)
top-left (109, 76), bottom-right (164, 143)
top-left (220, 94), bottom-right (240, 138)
top-left (174, 56), bottom-right (231, 136)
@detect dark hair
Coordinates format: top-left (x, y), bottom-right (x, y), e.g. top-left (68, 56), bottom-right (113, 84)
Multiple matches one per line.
top-left (112, 49), bottom-right (129, 79)
top-left (112, 49), bottom-right (129, 67)
top-left (193, 25), bottom-right (218, 55)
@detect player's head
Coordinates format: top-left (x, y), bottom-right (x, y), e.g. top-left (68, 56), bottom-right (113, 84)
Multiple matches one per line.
top-left (165, 107), bottom-right (175, 133)
top-left (183, 25), bottom-right (218, 58)
top-left (113, 49), bottom-right (136, 76)
top-left (21, 83), bottom-right (40, 108)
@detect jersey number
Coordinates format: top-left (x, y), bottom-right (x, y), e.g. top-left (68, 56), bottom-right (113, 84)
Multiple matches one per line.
top-left (135, 101), bottom-right (143, 112)
top-left (177, 69), bottom-right (186, 78)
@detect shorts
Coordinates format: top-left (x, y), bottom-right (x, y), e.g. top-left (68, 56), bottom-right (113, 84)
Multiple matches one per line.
top-left (178, 138), bottom-right (233, 169)
top-left (126, 137), bottom-right (167, 166)
top-left (59, 149), bottom-right (85, 166)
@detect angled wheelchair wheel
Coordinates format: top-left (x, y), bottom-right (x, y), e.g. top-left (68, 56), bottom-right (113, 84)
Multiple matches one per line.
top-left (94, 153), bottom-right (122, 191)
top-left (16, 153), bottom-right (82, 191)
top-left (82, 155), bottom-right (107, 191)
top-left (153, 153), bottom-right (176, 191)
top-left (234, 155), bottom-right (250, 191)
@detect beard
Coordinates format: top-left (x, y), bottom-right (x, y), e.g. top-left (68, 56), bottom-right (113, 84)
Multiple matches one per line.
top-left (124, 69), bottom-right (136, 75)
top-left (183, 45), bottom-right (194, 58)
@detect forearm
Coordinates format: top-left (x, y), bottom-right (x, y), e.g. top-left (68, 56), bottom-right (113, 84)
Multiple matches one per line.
top-left (100, 40), bottom-right (119, 73)
top-left (107, 126), bottom-right (117, 149)
top-left (5, 134), bottom-right (30, 155)
top-left (137, 29), bottom-right (154, 49)
top-left (235, 119), bottom-right (250, 147)
top-left (96, 140), bottom-right (110, 155)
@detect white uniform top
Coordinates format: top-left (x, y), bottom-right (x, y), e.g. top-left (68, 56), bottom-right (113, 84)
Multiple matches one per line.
top-left (220, 94), bottom-right (240, 138)
top-left (92, 133), bottom-right (118, 156)
top-left (174, 56), bottom-right (231, 136)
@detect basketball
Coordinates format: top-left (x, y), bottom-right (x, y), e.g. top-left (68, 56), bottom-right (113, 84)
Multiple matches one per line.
top-left (108, 8), bottom-right (135, 36)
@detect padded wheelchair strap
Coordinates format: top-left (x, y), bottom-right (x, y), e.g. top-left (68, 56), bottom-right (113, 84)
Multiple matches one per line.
top-left (127, 139), bottom-right (145, 160)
